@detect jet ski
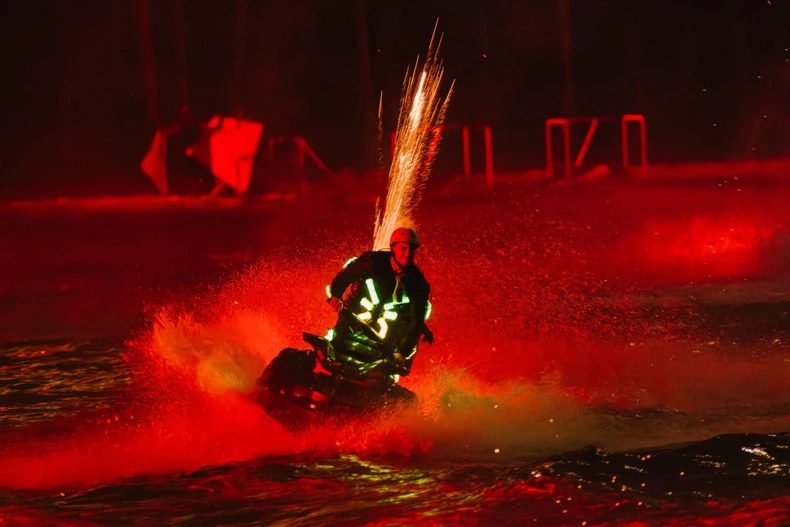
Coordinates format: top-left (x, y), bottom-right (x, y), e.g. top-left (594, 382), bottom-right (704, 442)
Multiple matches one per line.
top-left (253, 309), bottom-right (417, 430)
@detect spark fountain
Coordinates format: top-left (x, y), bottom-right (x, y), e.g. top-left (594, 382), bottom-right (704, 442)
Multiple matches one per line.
top-left (373, 22), bottom-right (454, 250)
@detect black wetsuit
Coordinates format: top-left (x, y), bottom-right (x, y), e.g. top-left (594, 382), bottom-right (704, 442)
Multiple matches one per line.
top-left (329, 250), bottom-right (430, 372)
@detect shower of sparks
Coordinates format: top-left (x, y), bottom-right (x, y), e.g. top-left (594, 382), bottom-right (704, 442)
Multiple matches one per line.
top-left (373, 22), bottom-right (454, 251)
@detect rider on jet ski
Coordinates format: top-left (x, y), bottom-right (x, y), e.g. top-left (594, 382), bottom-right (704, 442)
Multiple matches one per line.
top-left (254, 227), bottom-right (433, 423)
top-left (326, 227), bottom-right (434, 381)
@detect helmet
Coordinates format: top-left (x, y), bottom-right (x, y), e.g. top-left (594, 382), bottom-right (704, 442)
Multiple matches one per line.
top-left (390, 227), bottom-right (420, 248)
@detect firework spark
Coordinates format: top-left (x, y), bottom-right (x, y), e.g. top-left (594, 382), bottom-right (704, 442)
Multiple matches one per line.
top-left (373, 22), bottom-right (454, 250)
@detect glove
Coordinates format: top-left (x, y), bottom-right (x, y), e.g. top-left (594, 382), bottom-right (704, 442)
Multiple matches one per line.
top-left (421, 327), bottom-right (434, 345)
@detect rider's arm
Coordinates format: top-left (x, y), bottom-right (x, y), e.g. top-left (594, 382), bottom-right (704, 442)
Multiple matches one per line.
top-left (397, 283), bottom-right (430, 357)
top-left (329, 252), bottom-right (373, 300)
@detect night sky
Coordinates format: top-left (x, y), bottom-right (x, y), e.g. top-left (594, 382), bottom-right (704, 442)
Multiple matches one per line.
top-left (1, 0), bottom-right (789, 198)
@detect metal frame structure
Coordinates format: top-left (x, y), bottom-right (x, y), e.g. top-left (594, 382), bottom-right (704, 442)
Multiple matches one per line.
top-left (267, 135), bottom-right (334, 196)
top-left (545, 114), bottom-right (647, 180)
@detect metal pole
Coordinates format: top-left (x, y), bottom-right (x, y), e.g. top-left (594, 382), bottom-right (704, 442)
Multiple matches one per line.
top-left (462, 126), bottom-right (471, 179)
top-left (484, 126), bottom-right (494, 188)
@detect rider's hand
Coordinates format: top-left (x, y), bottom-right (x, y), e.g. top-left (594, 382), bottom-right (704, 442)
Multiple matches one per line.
top-left (393, 352), bottom-right (406, 365)
top-left (327, 296), bottom-right (344, 313)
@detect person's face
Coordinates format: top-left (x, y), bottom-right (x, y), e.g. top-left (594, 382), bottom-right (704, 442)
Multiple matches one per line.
top-left (391, 242), bottom-right (416, 268)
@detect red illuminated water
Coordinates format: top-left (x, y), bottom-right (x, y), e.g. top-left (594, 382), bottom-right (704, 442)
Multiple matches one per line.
top-left (1, 178), bottom-right (790, 524)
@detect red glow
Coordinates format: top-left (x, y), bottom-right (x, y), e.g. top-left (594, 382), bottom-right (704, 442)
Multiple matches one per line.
top-left (638, 217), bottom-right (780, 279)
